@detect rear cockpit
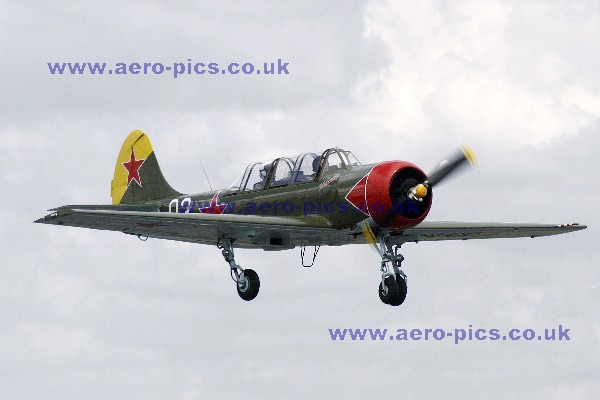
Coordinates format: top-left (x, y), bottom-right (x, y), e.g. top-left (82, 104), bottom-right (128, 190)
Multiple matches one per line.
top-left (229, 148), bottom-right (360, 191)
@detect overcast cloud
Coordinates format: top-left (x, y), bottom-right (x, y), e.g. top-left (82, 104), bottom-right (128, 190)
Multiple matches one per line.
top-left (1, 1), bottom-right (598, 399)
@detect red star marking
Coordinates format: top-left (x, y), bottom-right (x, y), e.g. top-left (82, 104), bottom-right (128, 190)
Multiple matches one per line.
top-left (200, 191), bottom-right (228, 214)
top-left (136, 222), bottom-right (161, 228)
top-left (122, 148), bottom-right (145, 187)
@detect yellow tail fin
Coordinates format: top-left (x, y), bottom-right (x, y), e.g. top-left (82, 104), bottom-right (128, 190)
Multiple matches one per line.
top-left (111, 130), bottom-right (181, 204)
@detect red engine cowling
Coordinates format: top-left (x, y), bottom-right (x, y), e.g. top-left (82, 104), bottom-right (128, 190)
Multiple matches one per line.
top-left (346, 161), bottom-right (432, 231)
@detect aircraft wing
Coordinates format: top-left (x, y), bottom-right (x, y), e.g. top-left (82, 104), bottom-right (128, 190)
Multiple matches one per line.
top-left (35, 207), bottom-right (586, 249)
top-left (34, 207), bottom-right (356, 249)
top-left (397, 221), bottom-right (586, 242)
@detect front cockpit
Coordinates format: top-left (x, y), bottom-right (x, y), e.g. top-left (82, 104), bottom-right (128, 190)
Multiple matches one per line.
top-left (229, 148), bottom-right (360, 191)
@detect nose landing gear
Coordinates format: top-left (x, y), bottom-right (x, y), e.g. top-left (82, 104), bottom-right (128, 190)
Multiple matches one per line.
top-left (375, 236), bottom-right (408, 306)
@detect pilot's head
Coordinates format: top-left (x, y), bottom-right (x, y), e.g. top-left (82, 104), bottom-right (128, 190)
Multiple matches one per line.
top-left (260, 165), bottom-right (271, 179)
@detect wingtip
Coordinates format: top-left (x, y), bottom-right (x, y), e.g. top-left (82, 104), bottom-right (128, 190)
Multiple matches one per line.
top-left (559, 223), bottom-right (587, 231)
top-left (34, 209), bottom-right (74, 224)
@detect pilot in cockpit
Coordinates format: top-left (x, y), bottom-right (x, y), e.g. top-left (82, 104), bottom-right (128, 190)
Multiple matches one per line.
top-left (253, 164), bottom-right (271, 190)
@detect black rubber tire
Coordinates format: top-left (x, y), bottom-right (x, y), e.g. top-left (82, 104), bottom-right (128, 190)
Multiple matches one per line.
top-left (237, 269), bottom-right (260, 301)
top-left (395, 275), bottom-right (408, 306)
top-left (379, 276), bottom-right (400, 305)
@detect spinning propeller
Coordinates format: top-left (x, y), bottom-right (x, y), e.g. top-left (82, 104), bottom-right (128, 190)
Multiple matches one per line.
top-left (408, 145), bottom-right (477, 202)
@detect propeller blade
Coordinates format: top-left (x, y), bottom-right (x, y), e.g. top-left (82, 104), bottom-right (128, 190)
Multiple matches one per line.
top-left (407, 146), bottom-right (476, 202)
top-left (360, 219), bottom-right (383, 256)
top-left (426, 145), bottom-right (476, 187)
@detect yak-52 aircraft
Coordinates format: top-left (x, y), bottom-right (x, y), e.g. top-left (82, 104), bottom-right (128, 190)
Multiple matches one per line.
top-left (36, 130), bottom-right (586, 306)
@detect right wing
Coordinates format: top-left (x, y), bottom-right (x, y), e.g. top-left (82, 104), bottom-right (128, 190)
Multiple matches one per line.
top-left (34, 206), bottom-right (359, 249)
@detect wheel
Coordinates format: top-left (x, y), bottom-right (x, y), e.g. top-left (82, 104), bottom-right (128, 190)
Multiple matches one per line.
top-left (379, 276), bottom-right (400, 305)
top-left (237, 269), bottom-right (260, 301)
top-left (395, 275), bottom-right (408, 306)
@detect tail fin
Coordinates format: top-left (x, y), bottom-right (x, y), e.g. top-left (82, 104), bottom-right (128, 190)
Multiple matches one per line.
top-left (111, 130), bottom-right (182, 205)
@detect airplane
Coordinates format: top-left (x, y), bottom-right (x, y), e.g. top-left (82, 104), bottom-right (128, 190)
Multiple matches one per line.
top-left (35, 130), bottom-right (586, 306)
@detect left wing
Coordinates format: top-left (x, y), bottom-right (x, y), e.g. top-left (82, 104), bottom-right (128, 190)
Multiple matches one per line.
top-left (395, 221), bottom-right (586, 243)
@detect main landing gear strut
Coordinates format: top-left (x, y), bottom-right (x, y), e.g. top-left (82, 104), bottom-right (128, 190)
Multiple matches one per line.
top-left (374, 235), bottom-right (408, 306)
top-left (215, 235), bottom-right (406, 305)
top-left (218, 238), bottom-right (260, 301)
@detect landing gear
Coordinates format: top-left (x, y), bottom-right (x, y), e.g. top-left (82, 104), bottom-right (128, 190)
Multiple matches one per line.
top-left (219, 238), bottom-right (260, 301)
top-left (379, 276), bottom-right (400, 305)
top-left (237, 269), bottom-right (260, 301)
top-left (395, 274), bottom-right (408, 304)
top-left (374, 235), bottom-right (408, 307)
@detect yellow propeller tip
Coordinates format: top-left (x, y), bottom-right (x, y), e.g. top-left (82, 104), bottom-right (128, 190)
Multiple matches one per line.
top-left (461, 145), bottom-right (477, 166)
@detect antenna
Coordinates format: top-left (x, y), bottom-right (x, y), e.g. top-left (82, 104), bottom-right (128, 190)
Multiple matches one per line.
top-left (198, 157), bottom-right (213, 191)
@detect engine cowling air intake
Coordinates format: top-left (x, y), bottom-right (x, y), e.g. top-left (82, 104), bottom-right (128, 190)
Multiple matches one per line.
top-left (347, 161), bottom-right (432, 231)
top-left (368, 161), bottom-right (432, 229)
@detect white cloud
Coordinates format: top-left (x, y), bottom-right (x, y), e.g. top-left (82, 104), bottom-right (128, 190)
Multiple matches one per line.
top-left (360, 0), bottom-right (600, 146)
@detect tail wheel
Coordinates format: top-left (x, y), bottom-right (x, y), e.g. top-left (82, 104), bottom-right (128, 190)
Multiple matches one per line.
top-left (378, 276), bottom-right (400, 305)
top-left (237, 269), bottom-right (260, 301)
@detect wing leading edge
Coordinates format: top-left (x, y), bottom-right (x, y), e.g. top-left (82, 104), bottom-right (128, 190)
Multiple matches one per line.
top-left (398, 221), bottom-right (586, 242)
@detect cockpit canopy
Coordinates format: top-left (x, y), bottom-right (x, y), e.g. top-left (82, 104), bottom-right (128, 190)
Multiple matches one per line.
top-left (230, 148), bottom-right (360, 191)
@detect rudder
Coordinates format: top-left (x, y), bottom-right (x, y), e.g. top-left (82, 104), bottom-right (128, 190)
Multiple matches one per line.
top-left (111, 130), bottom-right (181, 204)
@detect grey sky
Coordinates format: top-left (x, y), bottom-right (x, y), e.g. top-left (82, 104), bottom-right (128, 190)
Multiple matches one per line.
top-left (1, 1), bottom-right (598, 399)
